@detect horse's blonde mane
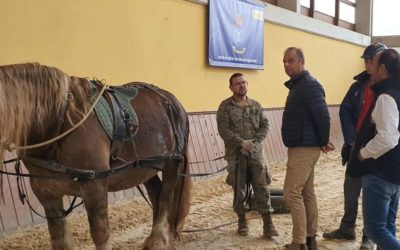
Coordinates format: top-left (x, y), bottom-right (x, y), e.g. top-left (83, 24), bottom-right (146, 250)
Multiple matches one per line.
top-left (0, 63), bottom-right (93, 169)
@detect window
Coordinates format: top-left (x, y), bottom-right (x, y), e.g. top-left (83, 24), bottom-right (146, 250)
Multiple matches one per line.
top-left (315, 0), bottom-right (335, 17)
top-left (259, 0), bottom-right (277, 5)
top-left (301, 0), bottom-right (356, 31)
top-left (300, 0), bottom-right (310, 8)
top-left (340, 2), bottom-right (355, 24)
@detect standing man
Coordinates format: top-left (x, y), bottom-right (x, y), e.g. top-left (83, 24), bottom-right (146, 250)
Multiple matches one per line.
top-left (323, 43), bottom-right (387, 250)
top-left (217, 72), bottom-right (278, 238)
top-left (349, 49), bottom-right (400, 250)
top-left (281, 47), bottom-right (334, 250)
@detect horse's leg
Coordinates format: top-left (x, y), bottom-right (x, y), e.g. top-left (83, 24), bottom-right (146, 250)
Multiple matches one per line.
top-left (143, 175), bottom-right (162, 224)
top-left (143, 161), bottom-right (181, 250)
top-left (79, 179), bottom-right (111, 250)
top-left (32, 188), bottom-right (74, 250)
top-left (167, 159), bottom-right (191, 239)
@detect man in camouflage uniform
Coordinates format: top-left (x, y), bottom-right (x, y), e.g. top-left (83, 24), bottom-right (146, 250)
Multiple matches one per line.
top-left (217, 72), bottom-right (278, 238)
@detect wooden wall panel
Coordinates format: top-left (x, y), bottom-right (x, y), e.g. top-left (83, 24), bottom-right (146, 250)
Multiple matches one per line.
top-left (0, 106), bottom-right (343, 235)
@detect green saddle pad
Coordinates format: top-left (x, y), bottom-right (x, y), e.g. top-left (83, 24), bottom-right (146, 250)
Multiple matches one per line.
top-left (91, 82), bottom-right (139, 140)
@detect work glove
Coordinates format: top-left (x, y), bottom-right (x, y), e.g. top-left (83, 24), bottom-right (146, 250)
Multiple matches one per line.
top-left (240, 148), bottom-right (250, 157)
top-left (265, 168), bottom-right (272, 185)
top-left (241, 140), bottom-right (256, 152)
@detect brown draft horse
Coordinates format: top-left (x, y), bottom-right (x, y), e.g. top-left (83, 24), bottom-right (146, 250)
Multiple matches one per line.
top-left (0, 63), bottom-right (191, 249)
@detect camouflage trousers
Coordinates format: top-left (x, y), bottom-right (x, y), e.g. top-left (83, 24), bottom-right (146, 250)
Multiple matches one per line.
top-left (227, 155), bottom-right (273, 214)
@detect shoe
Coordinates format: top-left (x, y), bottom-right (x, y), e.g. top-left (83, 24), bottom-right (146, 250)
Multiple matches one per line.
top-left (237, 214), bottom-right (248, 236)
top-left (262, 213), bottom-right (279, 237)
top-left (322, 229), bottom-right (356, 240)
top-left (359, 235), bottom-right (374, 250)
top-left (284, 243), bottom-right (308, 250)
top-left (306, 235), bottom-right (318, 250)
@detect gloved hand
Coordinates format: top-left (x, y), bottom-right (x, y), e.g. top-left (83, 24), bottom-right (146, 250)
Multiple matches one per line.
top-left (240, 148), bottom-right (250, 157)
top-left (265, 169), bottom-right (272, 185)
top-left (241, 140), bottom-right (256, 152)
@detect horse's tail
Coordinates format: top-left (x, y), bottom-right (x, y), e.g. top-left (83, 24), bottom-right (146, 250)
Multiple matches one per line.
top-left (171, 152), bottom-right (192, 239)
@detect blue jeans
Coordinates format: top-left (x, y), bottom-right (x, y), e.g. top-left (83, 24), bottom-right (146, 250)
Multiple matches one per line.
top-left (362, 174), bottom-right (400, 250)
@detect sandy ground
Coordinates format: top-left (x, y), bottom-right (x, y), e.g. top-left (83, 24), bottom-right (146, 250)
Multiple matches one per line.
top-left (0, 151), bottom-right (395, 249)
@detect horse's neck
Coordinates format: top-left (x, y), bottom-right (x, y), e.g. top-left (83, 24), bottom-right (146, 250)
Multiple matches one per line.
top-left (23, 109), bottom-right (62, 155)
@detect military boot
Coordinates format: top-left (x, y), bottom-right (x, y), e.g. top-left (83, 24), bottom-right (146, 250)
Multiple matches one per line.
top-left (284, 243), bottom-right (308, 250)
top-left (262, 213), bottom-right (279, 237)
top-left (306, 235), bottom-right (318, 250)
top-left (237, 213), bottom-right (249, 236)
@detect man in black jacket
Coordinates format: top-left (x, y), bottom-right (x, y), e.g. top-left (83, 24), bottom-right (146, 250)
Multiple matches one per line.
top-left (282, 47), bottom-right (334, 250)
top-left (349, 49), bottom-right (400, 250)
top-left (323, 43), bottom-right (387, 250)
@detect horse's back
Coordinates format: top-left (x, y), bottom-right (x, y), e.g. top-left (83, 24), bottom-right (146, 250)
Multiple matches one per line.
top-left (105, 82), bottom-right (189, 190)
top-left (129, 83), bottom-right (189, 154)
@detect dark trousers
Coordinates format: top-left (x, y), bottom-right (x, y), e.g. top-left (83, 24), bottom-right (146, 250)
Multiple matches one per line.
top-left (340, 174), bottom-right (365, 235)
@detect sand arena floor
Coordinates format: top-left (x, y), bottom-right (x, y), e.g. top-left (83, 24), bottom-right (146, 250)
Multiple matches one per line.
top-left (0, 151), bottom-right (396, 249)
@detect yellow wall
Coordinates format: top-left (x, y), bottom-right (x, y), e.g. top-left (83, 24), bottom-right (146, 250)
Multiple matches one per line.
top-left (0, 0), bottom-right (364, 112)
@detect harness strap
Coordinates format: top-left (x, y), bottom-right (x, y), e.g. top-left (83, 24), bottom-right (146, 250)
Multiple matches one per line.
top-left (15, 159), bottom-right (83, 219)
top-left (136, 185), bottom-right (152, 208)
top-left (141, 84), bottom-right (185, 153)
top-left (48, 87), bottom-right (74, 156)
top-left (3, 154), bottom-right (231, 179)
top-left (178, 165), bottom-right (228, 177)
top-left (21, 154), bottom-right (184, 181)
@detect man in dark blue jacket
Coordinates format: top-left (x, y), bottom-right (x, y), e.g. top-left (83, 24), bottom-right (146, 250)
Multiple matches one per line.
top-left (282, 47), bottom-right (334, 250)
top-left (323, 43), bottom-right (387, 250)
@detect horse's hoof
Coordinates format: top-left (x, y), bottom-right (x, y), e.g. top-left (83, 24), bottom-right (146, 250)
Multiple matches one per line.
top-left (143, 235), bottom-right (168, 250)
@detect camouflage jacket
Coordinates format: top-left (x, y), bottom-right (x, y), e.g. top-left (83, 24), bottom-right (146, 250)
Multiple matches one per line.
top-left (216, 96), bottom-right (269, 163)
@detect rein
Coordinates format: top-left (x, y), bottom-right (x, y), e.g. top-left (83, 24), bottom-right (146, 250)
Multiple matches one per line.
top-left (1, 154), bottom-right (229, 179)
top-left (0, 81), bottom-right (236, 227)
top-left (183, 214), bottom-right (260, 233)
top-left (0, 153), bottom-right (237, 229)
top-left (7, 83), bottom-right (108, 151)
top-left (0, 154), bottom-right (184, 181)
top-left (0, 154), bottom-right (184, 219)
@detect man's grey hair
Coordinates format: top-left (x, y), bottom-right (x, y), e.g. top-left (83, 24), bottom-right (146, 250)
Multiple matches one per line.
top-left (285, 47), bottom-right (305, 61)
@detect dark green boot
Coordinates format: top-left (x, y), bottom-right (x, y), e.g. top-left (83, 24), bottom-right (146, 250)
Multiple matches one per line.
top-left (237, 214), bottom-right (249, 236)
top-left (306, 235), bottom-right (318, 250)
top-left (262, 213), bottom-right (279, 237)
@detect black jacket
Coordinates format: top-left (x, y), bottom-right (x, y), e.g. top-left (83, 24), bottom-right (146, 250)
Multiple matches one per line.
top-left (281, 70), bottom-right (330, 147)
top-left (339, 71), bottom-right (369, 166)
top-left (348, 77), bottom-right (400, 183)
top-left (339, 71), bottom-right (369, 145)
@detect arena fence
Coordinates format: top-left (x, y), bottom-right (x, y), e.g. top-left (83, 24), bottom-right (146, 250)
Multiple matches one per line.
top-left (0, 105), bottom-right (343, 235)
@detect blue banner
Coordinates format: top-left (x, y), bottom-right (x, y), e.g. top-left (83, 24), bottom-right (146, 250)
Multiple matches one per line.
top-left (209, 0), bottom-right (265, 70)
